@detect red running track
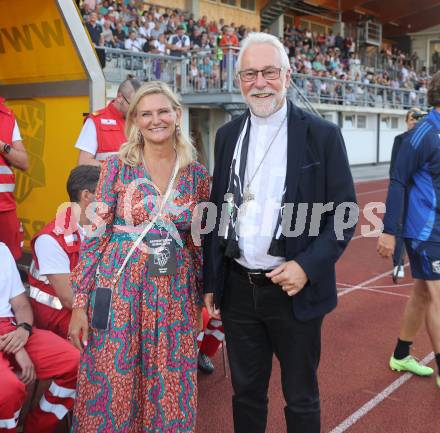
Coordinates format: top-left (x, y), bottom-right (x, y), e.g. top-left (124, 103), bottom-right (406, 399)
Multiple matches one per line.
top-left (196, 178), bottom-right (440, 433)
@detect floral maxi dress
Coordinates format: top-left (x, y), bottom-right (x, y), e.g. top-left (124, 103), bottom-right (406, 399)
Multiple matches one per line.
top-left (71, 156), bottom-right (210, 433)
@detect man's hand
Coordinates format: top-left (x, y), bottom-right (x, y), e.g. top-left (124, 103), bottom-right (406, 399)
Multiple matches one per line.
top-left (377, 233), bottom-right (396, 258)
top-left (0, 327), bottom-right (29, 354)
top-left (266, 260), bottom-right (308, 296)
top-left (15, 348), bottom-right (36, 385)
top-left (204, 293), bottom-right (221, 320)
top-left (68, 308), bottom-right (89, 353)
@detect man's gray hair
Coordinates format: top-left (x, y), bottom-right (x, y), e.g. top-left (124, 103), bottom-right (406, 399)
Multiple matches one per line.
top-left (236, 32), bottom-right (290, 73)
top-left (118, 78), bottom-right (142, 96)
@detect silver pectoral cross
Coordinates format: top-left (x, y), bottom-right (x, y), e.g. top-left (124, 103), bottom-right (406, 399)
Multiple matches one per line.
top-left (243, 187), bottom-right (255, 203)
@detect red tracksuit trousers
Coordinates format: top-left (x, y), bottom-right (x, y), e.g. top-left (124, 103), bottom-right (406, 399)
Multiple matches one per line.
top-left (0, 318), bottom-right (79, 433)
top-left (29, 299), bottom-right (71, 340)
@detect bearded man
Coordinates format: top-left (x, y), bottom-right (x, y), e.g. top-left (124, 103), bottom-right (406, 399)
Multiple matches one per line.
top-left (204, 32), bottom-right (357, 433)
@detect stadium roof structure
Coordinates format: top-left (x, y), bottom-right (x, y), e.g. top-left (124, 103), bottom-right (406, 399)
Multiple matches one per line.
top-left (298, 0), bottom-right (440, 36)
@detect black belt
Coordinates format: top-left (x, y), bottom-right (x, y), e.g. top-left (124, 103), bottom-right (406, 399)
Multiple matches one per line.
top-left (230, 260), bottom-right (274, 286)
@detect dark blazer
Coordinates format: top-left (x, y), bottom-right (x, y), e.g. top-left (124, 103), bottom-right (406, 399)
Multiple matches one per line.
top-left (203, 101), bottom-right (357, 321)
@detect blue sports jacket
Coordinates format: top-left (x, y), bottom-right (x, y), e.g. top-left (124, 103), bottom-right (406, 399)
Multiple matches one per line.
top-left (384, 109), bottom-right (440, 241)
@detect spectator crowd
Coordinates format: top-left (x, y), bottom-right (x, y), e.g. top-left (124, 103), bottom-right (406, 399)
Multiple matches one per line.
top-left (79, 0), bottom-right (433, 101)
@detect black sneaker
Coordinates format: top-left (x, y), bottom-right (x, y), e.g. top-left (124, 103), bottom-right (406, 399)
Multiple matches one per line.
top-left (198, 352), bottom-right (214, 374)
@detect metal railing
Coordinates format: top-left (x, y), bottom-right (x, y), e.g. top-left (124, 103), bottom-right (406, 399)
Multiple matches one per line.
top-left (101, 46), bottom-right (241, 94)
top-left (182, 46), bottom-right (241, 94)
top-left (101, 46), bottom-right (428, 110)
top-left (102, 47), bottom-right (184, 92)
top-left (291, 73), bottom-right (428, 110)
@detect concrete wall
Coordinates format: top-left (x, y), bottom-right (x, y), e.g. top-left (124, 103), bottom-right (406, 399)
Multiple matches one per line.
top-left (154, 0), bottom-right (187, 10)
top-left (199, 0), bottom-right (264, 30)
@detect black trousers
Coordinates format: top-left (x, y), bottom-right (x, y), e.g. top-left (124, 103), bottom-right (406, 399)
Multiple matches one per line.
top-left (221, 262), bottom-right (323, 433)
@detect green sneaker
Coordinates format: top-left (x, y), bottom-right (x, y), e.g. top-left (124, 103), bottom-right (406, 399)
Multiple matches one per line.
top-left (389, 355), bottom-right (434, 376)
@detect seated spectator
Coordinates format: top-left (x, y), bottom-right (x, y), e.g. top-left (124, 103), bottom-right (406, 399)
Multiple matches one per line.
top-left (167, 25), bottom-right (190, 57)
top-left (195, 32), bottom-right (213, 56)
top-left (159, 14), bottom-right (170, 34)
top-left (312, 54), bottom-right (326, 72)
top-left (199, 15), bottom-right (208, 30)
top-left (189, 57), bottom-right (201, 90)
top-left (219, 25), bottom-right (239, 54)
top-left (85, 12), bottom-right (105, 68)
top-left (326, 29), bottom-right (335, 48)
top-left (112, 22), bottom-right (126, 49)
top-left (167, 14), bottom-right (179, 33)
top-left (219, 25), bottom-right (239, 82)
top-left (149, 4), bottom-right (161, 20)
top-left (139, 19), bottom-right (152, 39)
top-left (0, 242), bottom-right (79, 433)
top-left (187, 17), bottom-right (196, 36)
top-left (120, 3), bottom-right (135, 23)
top-left (126, 18), bottom-right (140, 35)
top-left (150, 20), bottom-right (163, 40)
top-left (81, 0), bottom-right (97, 15)
top-left (28, 165), bottom-right (100, 339)
top-left (190, 26), bottom-right (202, 48)
top-left (101, 20), bottom-right (115, 47)
top-left (124, 30), bottom-right (143, 51)
top-left (107, 5), bottom-right (120, 22)
top-left (150, 33), bottom-right (167, 55)
top-left (207, 20), bottom-right (218, 34)
top-left (98, 0), bottom-right (109, 15)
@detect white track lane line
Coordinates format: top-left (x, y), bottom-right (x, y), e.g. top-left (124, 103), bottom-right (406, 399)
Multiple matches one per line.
top-left (337, 264), bottom-right (410, 297)
top-left (355, 178), bottom-right (387, 185)
top-left (356, 188), bottom-right (388, 196)
top-left (351, 229), bottom-right (381, 241)
top-left (337, 282), bottom-right (413, 288)
top-left (353, 287), bottom-right (410, 298)
top-left (331, 182), bottom-right (419, 432)
top-left (327, 352), bottom-right (435, 433)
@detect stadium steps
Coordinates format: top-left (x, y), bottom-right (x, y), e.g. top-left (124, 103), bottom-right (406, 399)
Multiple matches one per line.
top-left (261, 0), bottom-right (293, 28)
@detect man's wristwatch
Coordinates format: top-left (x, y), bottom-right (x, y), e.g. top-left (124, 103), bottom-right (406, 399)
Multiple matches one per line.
top-left (1, 143), bottom-right (11, 154)
top-left (16, 322), bottom-right (33, 336)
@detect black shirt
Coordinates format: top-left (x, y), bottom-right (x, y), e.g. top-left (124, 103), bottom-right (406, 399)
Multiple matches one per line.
top-left (86, 22), bottom-right (102, 46)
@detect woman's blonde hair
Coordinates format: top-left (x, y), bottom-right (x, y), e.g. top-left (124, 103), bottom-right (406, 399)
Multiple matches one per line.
top-left (119, 81), bottom-right (196, 168)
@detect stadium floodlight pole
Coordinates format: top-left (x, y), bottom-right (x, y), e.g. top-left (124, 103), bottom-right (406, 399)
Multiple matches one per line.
top-left (289, 78), bottom-right (322, 117)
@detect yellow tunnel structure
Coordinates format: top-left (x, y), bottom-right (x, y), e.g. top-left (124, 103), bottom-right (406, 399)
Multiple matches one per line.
top-left (0, 0), bottom-right (105, 252)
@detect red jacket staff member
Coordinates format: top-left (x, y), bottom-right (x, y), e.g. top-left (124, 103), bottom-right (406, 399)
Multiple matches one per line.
top-left (0, 97), bottom-right (29, 260)
top-left (75, 78), bottom-right (141, 166)
top-left (0, 243), bottom-right (79, 433)
top-left (28, 165), bottom-right (100, 339)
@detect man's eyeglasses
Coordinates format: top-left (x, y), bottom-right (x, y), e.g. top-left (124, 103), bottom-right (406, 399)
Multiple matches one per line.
top-left (238, 67), bottom-right (283, 82)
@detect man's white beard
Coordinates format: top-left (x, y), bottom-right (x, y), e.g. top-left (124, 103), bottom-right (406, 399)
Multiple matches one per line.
top-left (246, 88), bottom-right (286, 118)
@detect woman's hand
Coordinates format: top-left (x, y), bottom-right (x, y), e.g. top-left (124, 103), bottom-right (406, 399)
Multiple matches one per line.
top-left (68, 308), bottom-right (89, 353)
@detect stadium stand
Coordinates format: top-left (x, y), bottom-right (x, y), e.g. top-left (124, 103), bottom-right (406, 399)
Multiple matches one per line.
top-left (78, 0), bottom-right (433, 98)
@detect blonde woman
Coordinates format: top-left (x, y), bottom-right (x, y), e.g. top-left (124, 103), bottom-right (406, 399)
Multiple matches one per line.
top-left (69, 82), bottom-right (210, 432)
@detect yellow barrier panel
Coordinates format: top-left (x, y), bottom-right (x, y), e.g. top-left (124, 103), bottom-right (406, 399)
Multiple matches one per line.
top-left (9, 96), bottom-right (88, 248)
top-left (0, 0), bottom-right (86, 84)
top-left (0, 0), bottom-right (105, 251)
